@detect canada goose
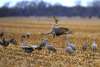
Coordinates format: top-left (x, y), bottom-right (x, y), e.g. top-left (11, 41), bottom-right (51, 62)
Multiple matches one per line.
top-left (20, 41), bottom-right (34, 53)
top-left (20, 45), bottom-right (34, 53)
top-left (0, 38), bottom-right (9, 47)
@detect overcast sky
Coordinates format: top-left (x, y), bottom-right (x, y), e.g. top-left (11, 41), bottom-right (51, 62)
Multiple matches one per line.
top-left (0, 0), bottom-right (93, 7)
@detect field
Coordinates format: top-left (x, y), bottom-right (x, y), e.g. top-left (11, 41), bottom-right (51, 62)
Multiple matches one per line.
top-left (0, 17), bottom-right (100, 67)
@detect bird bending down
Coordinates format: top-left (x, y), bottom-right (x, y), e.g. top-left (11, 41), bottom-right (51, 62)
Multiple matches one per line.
top-left (39, 38), bottom-right (57, 53)
top-left (65, 41), bottom-right (76, 54)
top-left (34, 38), bottom-right (48, 50)
top-left (0, 38), bottom-right (10, 47)
top-left (65, 46), bottom-right (74, 54)
top-left (46, 44), bottom-right (57, 53)
top-left (20, 41), bottom-right (34, 53)
top-left (67, 42), bottom-right (76, 51)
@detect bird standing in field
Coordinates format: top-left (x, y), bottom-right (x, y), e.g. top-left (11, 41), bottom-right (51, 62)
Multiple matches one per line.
top-left (82, 41), bottom-right (88, 51)
top-left (46, 43), bottom-right (57, 53)
top-left (65, 41), bottom-right (76, 54)
top-left (42, 16), bottom-right (72, 38)
top-left (39, 38), bottom-right (57, 53)
top-left (35, 38), bottom-right (48, 50)
top-left (91, 40), bottom-right (97, 52)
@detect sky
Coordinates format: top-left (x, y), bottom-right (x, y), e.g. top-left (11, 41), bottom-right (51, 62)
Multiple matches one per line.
top-left (0, 0), bottom-right (93, 7)
top-left (43, 0), bottom-right (93, 6)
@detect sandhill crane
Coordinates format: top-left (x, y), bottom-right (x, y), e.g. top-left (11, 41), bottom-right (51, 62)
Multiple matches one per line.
top-left (51, 26), bottom-right (72, 38)
top-left (37, 38), bottom-right (57, 53)
top-left (82, 41), bottom-right (88, 51)
top-left (34, 38), bottom-right (48, 50)
top-left (65, 41), bottom-right (76, 54)
top-left (65, 46), bottom-right (75, 54)
top-left (91, 40), bottom-right (97, 52)
top-left (67, 42), bottom-right (76, 51)
top-left (43, 16), bottom-right (72, 38)
top-left (46, 43), bottom-right (57, 53)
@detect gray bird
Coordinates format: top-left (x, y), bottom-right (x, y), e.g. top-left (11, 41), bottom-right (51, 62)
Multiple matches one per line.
top-left (65, 41), bottom-right (76, 54)
top-left (65, 46), bottom-right (74, 54)
top-left (46, 44), bottom-right (57, 53)
top-left (40, 38), bottom-right (57, 53)
top-left (82, 41), bottom-right (88, 51)
top-left (49, 27), bottom-right (72, 38)
top-left (91, 40), bottom-right (97, 52)
top-left (42, 17), bottom-right (72, 38)
top-left (33, 38), bottom-right (48, 50)
top-left (67, 42), bottom-right (76, 50)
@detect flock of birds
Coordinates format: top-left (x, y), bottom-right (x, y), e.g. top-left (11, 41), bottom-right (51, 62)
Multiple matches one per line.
top-left (0, 17), bottom-right (98, 55)
top-left (0, 30), bottom-right (97, 54)
top-left (0, 29), bottom-right (98, 55)
top-left (19, 33), bottom-right (98, 55)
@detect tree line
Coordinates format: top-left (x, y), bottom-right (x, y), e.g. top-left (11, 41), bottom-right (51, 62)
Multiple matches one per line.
top-left (0, 1), bottom-right (100, 18)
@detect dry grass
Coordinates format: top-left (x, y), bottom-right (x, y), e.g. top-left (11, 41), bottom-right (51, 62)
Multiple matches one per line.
top-left (0, 17), bottom-right (100, 67)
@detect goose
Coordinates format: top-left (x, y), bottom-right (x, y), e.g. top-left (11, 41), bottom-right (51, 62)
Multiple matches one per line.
top-left (0, 38), bottom-right (10, 47)
top-left (20, 41), bottom-right (34, 53)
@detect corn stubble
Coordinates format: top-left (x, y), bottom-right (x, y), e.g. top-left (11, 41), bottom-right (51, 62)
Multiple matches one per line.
top-left (0, 17), bottom-right (99, 67)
